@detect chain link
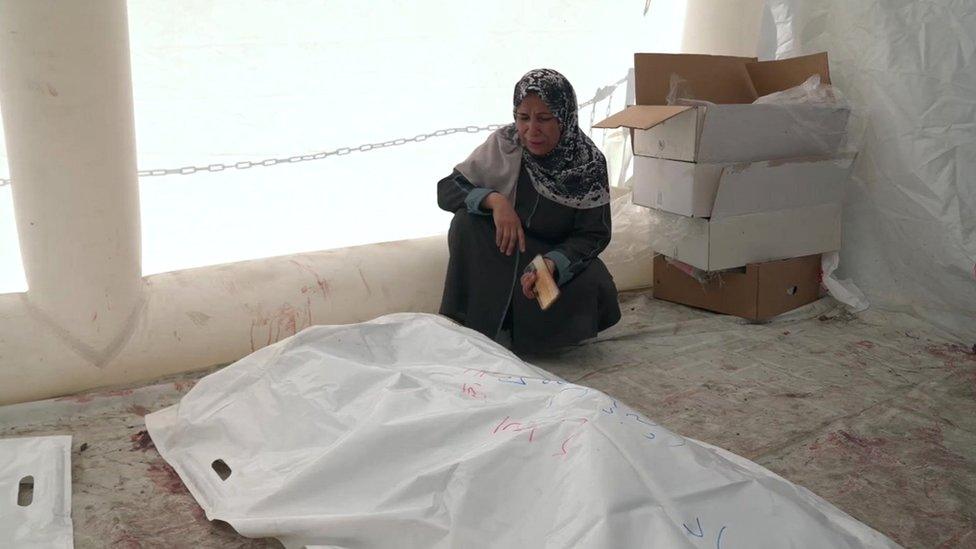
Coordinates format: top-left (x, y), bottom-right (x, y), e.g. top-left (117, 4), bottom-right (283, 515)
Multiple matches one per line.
top-left (0, 73), bottom-right (628, 187)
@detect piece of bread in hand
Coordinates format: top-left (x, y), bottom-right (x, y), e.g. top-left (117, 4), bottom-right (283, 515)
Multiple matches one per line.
top-left (531, 254), bottom-right (560, 311)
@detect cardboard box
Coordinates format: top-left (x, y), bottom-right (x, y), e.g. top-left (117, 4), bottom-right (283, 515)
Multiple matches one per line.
top-left (632, 154), bottom-right (855, 218)
top-left (646, 203), bottom-right (841, 272)
top-left (653, 254), bottom-right (823, 320)
top-left (594, 52), bottom-right (850, 163)
top-left (632, 155), bottom-right (723, 217)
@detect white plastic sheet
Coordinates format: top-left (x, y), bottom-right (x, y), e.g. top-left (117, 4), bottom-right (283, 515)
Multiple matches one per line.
top-left (0, 435), bottom-right (73, 548)
top-left (146, 313), bottom-right (898, 548)
top-left (822, 251), bottom-right (870, 313)
top-left (763, 0), bottom-right (976, 341)
top-left (600, 187), bottom-right (654, 287)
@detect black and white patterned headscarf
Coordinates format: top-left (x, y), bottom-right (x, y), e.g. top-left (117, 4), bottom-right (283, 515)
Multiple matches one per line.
top-left (455, 69), bottom-right (610, 209)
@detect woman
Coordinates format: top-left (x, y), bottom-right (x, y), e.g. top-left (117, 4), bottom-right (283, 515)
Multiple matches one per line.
top-left (437, 68), bottom-right (621, 353)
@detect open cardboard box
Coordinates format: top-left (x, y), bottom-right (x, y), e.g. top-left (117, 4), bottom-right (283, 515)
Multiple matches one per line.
top-left (653, 254), bottom-right (823, 321)
top-left (594, 52), bottom-right (850, 163)
top-left (632, 153), bottom-right (855, 218)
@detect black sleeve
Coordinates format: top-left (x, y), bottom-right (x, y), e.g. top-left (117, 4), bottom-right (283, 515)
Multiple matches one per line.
top-left (546, 202), bottom-right (612, 285)
top-left (437, 170), bottom-right (495, 215)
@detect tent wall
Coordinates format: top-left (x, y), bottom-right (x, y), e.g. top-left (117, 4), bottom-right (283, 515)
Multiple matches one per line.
top-left (765, 0), bottom-right (976, 340)
top-left (682, 0), bottom-right (766, 57)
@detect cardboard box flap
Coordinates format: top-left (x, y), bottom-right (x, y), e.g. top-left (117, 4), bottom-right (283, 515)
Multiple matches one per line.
top-left (709, 154), bottom-right (856, 219)
top-left (746, 52), bottom-right (832, 97)
top-left (593, 105), bottom-right (692, 130)
top-left (634, 53), bottom-right (758, 105)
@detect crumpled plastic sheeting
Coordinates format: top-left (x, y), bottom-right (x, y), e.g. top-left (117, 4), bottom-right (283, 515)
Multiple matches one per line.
top-left (753, 74), bottom-right (857, 160)
top-left (765, 0), bottom-right (976, 341)
top-left (146, 313), bottom-right (898, 549)
top-left (601, 126), bottom-right (634, 188)
top-left (643, 207), bottom-right (708, 253)
top-left (822, 251), bottom-right (870, 313)
top-left (753, 74), bottom-right (840, 105)
top-left (0, 436), bottom-right (73, 548)
top-left (600, 187), bottom-right (654, 281)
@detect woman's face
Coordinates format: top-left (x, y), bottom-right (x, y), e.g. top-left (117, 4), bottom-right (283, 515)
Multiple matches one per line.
top-left (516, 93), bottom-right (561, 157)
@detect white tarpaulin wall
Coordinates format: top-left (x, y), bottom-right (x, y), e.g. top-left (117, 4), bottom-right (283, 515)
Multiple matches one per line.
top-left (123, 0), bottom-right (687, 277)
top-left (146, 314), bottom-right (898, 549)
top-left (762, 0), bottom-right (976, 341)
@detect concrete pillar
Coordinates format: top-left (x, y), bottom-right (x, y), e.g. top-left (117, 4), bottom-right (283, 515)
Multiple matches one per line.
top-left (0, 0), bottom-right (143, 362)
top-left (681, 0), bottom-right (766, 57)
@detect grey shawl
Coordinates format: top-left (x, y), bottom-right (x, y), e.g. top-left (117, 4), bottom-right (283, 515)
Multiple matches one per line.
top-left (455, 68), bottom-right (610, 209)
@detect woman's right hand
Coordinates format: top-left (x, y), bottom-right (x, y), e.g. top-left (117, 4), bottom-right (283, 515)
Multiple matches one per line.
top-left (483, 193), bottom-right (526, 256)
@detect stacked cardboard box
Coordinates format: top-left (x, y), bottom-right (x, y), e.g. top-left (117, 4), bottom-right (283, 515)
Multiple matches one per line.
top-left (596, 52), bottom-right (854, 320)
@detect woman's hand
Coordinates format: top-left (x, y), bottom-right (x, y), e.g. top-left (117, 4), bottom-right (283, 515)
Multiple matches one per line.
top-left (521, 258), bottom-right (556, 299)
top-left (483, 193), bottom-right (525, 256)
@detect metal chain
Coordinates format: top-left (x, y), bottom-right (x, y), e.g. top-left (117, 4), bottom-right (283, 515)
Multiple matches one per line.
top-left (134, 124), bottom-right (505, 179)
top-left (0, 74), bottom-right (628, 187)
top-left (0, 124), bottom-right (501, 186)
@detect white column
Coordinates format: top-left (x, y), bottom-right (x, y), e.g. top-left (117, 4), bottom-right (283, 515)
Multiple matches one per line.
top-left (0, 0), bottom-right (143, 361)
top-left (681, 0), bottom-right (766, 57)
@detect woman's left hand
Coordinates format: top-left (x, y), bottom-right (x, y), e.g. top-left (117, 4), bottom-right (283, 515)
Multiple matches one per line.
top-left (521, 258), bottom-right (556, 299)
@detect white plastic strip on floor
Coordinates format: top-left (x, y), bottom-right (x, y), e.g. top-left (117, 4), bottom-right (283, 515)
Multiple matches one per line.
top-left (0, 435), bottom-right (74, 548)
top-left (146, 313), bottom-right (899, 549)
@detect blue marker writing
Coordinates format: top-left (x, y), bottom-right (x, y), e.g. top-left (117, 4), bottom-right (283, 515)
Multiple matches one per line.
top-left (683, 517), bottom-right (704, 538)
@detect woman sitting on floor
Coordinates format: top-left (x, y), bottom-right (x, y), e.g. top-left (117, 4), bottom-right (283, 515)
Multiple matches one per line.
top-left (437, 68), bottom-right (621, 353)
